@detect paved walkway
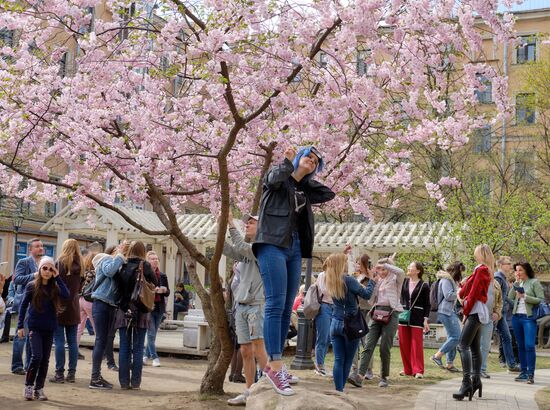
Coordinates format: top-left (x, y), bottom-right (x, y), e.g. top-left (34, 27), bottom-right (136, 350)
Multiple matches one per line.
top-left (415, 368), bottom-right (550, 410)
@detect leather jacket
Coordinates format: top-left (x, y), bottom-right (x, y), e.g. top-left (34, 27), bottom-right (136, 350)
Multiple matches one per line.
top-left (252, 158), bottom-right (335, 258)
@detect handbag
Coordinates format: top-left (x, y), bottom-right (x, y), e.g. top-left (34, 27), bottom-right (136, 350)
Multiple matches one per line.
top-left (303, 283), bottom-right (323, 320)
top-left (344, 296), bottom-right (369, 340)
top-left (130, 261), bottom-right (156, 313)
top-left (370, 308), bottom-right (393, 324)
top-left (534, 302), bottom-right (550, 320)
top-left (82, 279), bottom-right (95, 303)
top-left (398, 280), bottom-right (423, 324)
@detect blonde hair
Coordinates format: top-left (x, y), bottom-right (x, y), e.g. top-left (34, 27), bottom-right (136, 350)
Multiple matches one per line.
top-left (497, 256), bottom-right (512, 266)
top-left (474, 244), bottom-right (495, 274)
top-left (146, 251), bottom-right (157, 260)
top-left (324, 253), bottom-right (347, 300)
top-left (58, 239), bottom-right (85, 277)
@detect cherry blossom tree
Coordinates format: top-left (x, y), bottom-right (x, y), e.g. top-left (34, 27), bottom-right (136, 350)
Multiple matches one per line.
top-left (0, 0), bottom-right (517, 394)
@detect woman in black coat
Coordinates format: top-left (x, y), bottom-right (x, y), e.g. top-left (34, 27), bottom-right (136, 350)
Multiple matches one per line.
top-left (252, 145), bottom-right (335, 396)
top-left (398, 262), bottom-right (431, 378)
top-left (115, 241), bottom-right (157, 390)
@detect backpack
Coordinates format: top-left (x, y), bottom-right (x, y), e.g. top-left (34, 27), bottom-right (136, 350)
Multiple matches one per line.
top-left (303, 283), bottom-right (323, 320)
top-left (429, 279), bottom-right (441, 312)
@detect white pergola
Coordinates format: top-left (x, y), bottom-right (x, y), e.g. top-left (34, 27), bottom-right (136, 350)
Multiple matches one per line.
top-left (314, 221), bottom-right (453, 261)
top-left (41, 205), bottom-right (223, 311)
top-left (42, 206), bottom-right (453, 308)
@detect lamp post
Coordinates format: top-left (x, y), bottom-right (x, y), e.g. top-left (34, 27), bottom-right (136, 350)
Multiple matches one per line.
top-left (12, 213), bottom-right (24, 271)
top-left (290, 258), bottom-right (315, 370)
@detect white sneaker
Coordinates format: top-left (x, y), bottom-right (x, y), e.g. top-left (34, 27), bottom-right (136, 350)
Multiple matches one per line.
top-left (227, 390), bottom-right (249, 406)
top-left (152, 358), bottom-right (161, 367)
top-left (143, 357), bottom-right (148, 365)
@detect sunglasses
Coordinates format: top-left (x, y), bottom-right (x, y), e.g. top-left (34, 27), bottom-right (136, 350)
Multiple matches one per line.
top-left (41, 266), bottom-right (55, 272)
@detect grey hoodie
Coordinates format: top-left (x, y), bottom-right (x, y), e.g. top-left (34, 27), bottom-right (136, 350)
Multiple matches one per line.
top-left (436, 270), bottom-right (458, 316)
top-left (223, 227), bottom-right (264, 306)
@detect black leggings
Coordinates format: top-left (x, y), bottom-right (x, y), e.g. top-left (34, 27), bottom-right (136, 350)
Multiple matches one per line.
top-left (458, 314), bottom-right (481, 377)
top-left (26, 329), bottom-right (54, 389)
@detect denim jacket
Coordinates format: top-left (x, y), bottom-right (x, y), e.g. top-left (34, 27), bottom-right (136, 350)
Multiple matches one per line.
top-left (92, 254), bottom-right (125, 306)
top-left (332, 275), bottom-right (375, 321)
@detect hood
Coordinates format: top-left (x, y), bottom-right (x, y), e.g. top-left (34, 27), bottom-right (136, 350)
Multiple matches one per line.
top-left (436, 270), bottom-right (454, 281)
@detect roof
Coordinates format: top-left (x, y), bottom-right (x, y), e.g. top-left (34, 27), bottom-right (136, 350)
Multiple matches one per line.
top-left (41, 205), bottom-right (218, 244)
top-left (42, 205), bottom-right (451, 251)
top-left (313, 221), bottom-right (452, 253)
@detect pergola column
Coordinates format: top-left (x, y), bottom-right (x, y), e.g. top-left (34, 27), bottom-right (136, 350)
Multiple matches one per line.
top-left (195, 244), bottom-right (206, 309)
top-left (105, 228), bottom-right (118, 248)
top-left (164, 240), bottom-right (177, 316)
top-left (56, 229), bottom-right (69, 257)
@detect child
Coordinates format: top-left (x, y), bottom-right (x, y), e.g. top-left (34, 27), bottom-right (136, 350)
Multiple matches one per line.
top-left (17, 256), bottom-right (69, 401)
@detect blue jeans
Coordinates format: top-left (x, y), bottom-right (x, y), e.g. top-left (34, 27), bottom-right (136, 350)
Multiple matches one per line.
top-left (54, 324), bottom-right (78, 373)
top-left (315, 303), bottom-right (332, 367)
top-left (496, 316), bottom-right (517, 368)
top-left (256, 235), bottom-right (302, 361)
top-left (145, 309), bottom-right (163, 360)
top-left (330, 319), bottom-right (359, 392)
top-left (437, 312), bottom-right (461, 364)
top-left (479, 320), bottom-right (494, 373)
top-left (12, 317), bottom-right (31, 372)
top-left (512, 314), bottom-right (537, 376)
top-left (91, 300), bottom-right (116, 379)
top-left (119, 326), bottom-right (147, 387)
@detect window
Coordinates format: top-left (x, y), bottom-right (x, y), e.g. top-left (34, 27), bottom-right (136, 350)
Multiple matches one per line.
top-left (514, 152), bottom-right (535, 184)
top-left (473, 126), bottom-right (492, 153)
top-left (319, 51), bottom-right (328, 68)
top-left (0, 28), bottom-right (14, 47)
top-left (517, 35), bottom-right (537, 64)
top-left (471, 175), bottom-right (491, 199)
top-left (45, 201), bottom-right (57, 218)
top-left (79, 7), bottom-right (95, 34)
top-left (59, 51), bottom-right (74, 78)
top-left (475, 76), bottom-right (492, 104)
top-left (173, 74), bottom-right (184, 97)
top-left (516, 93), bottom-right (535, 124)
top-left (356, 50), bottom-right (368, 76)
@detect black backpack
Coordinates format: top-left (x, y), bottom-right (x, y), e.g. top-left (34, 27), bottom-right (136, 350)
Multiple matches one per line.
top-left (429, 279), bottom-right (441, 312)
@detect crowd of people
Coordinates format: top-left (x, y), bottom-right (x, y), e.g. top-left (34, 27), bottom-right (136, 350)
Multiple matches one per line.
top-left (0, 237), bottom-right (179, 400)
top-left (0, 144), bottom-right (547, 406)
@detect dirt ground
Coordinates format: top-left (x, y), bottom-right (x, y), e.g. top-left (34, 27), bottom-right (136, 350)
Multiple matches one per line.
top-left (0, 343), bottom-right (241, 409)
top-left (0, 342), bottom-right (423, 409)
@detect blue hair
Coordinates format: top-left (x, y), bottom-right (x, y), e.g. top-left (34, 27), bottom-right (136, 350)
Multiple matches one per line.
top-left (292, 146), bottom-right (324, 180)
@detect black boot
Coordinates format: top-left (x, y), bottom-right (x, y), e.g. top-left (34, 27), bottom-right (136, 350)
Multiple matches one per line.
top-left (453, 375), bottom-right (473, 401)
top-left (472, 375), bottom-right (482, 398)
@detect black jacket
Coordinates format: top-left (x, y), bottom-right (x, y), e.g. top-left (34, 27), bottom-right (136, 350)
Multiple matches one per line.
top-left (252, 158), bottom-right (335, 258)
top-left (154, 271), bottom-right (170, 314)
top-left (116, 258), bottom-right (158, 312)
top-left (400, 278), bottom-right (431, 328)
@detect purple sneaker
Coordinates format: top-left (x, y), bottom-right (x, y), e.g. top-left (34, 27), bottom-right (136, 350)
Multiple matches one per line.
top-left (264, 367), bottom-right (295, 396)
top-left (281, 365), bottom-right (299, 385)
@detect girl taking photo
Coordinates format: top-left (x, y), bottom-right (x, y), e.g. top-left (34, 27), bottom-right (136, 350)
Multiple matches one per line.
top-left (18, 257), bottom-right (69, 401)
top-left (253, 145), bottom-right (335, 396)
top-left (325, 253), bottom-right (374, 392)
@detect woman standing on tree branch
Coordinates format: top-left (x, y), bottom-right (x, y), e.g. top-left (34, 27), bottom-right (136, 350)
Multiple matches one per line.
top-left (253, 145), bottom-right (335, 396)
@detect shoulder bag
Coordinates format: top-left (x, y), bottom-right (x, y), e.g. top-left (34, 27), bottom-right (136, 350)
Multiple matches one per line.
top-left (344, 295), bottom-right (369, 340)
top-left (130, 261), bottom-right (156, 313)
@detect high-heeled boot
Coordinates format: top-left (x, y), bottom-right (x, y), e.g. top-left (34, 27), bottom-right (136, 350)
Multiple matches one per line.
top-left (453, 375), bottom-right (473, 401)
top-left (472, 375), bottom-right (482, 398)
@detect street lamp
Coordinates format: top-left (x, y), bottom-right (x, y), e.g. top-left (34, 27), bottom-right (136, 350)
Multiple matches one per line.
top-left (290, 258), bottom-right (315, 370)
top-left (12, 213), bottom-right (24, 271)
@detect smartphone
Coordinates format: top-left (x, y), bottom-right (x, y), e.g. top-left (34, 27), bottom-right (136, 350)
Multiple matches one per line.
top-left (513, 284), bottom-right (525, 293)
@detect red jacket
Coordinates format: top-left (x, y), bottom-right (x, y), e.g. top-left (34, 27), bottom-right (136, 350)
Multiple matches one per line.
top-left (459, 264), bottom-right (491, 317)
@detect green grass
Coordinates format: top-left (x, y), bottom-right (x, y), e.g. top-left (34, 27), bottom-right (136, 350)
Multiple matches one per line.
top-left (285, 346), bottom-right (550, 385)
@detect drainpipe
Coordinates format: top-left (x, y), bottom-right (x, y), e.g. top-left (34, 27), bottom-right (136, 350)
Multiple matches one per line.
top-left (500, 41), bottom-right (508, 178)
